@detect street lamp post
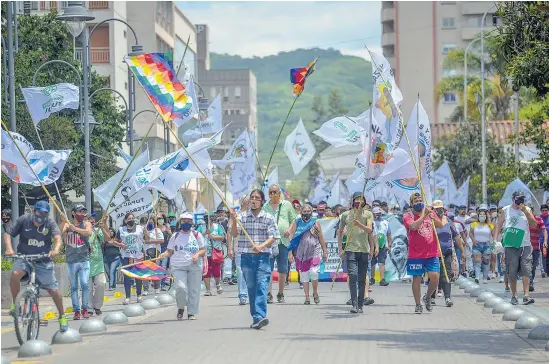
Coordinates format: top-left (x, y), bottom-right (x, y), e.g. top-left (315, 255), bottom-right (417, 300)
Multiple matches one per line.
top-left (57, 2), bottom-right (144, 212)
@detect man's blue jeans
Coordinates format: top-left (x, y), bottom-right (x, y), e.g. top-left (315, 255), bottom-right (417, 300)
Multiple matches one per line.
top-left (104, 256), bottom-right (121, 289)
top-left (241, 253), bottom-right (271, 324)
top-left (67, 261), bottom-right (90, 312)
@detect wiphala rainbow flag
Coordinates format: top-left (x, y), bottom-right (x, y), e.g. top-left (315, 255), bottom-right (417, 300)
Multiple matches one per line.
top-left (120, 260), bottom-right (168, 281)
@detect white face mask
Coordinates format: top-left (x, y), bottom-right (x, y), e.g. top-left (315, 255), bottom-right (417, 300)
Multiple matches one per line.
top-left (479, 215), bottom-right (487, 223)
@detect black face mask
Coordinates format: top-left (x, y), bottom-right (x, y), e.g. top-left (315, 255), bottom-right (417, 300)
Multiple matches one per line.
top-left (1, 217), bottom-right (10, 224)
top-left (514, 197), bottom-right (525, 206)
top-left (302, 213), bottom-right (312, 222)
top-left (126, 220), bottom-right (135, 227)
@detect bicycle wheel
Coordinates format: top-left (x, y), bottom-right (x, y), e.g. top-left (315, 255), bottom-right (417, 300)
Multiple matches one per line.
top-left (14, 288), bottom-right (40, 345)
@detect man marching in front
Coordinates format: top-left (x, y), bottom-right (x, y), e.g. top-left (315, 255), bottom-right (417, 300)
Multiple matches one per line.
top-left (229, 189), bottom-right (280, 329)
top-left (403, 193), bottom-right (444, 314)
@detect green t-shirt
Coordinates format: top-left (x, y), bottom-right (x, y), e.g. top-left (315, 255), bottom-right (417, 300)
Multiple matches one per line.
top-left (262, 200), bottom-right (297, 247)
top-left (89, 228), bottom-right (105, 277)
top-left (340, 209), bottom-right (373, 253)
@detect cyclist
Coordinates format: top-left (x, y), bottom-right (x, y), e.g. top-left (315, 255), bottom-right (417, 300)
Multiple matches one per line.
top-left (3, 200), bottom-right (69, 332)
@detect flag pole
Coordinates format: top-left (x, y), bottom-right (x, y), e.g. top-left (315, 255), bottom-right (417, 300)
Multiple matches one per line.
top-left (330, 102), bottom-right (373, 289)
top-left (101, 35), bottom-right (192, 223)
top-left (366, 46), bottom-right (449, 282)
top-left (1, 119), bottom-right (70, 223)
top-left (19, 85), bottom-right (68, 216)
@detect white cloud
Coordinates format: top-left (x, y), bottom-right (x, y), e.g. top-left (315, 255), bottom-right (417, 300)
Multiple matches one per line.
top-left (177, 1), bottom-right (381, 58)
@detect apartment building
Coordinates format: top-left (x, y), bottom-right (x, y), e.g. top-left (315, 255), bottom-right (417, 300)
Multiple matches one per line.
top-left (28, 1), bottom-right (201, 209)
top-left (193, 24), bottom-right (258, 162)
top-left (381, 1), bottom-right (497, 123)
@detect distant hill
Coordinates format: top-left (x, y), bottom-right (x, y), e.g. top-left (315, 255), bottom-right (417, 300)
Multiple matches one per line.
top-left (210, 48), bottom-right (372, 183)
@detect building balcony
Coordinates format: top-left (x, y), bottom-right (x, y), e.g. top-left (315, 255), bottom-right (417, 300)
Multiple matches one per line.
top-left (381, 7), bottom-right (395, 22)
top-left (89, 1), bottom-right (109, 10)
top-left (40, 1), bottom-right (60, 10)
top-left (75, 47), bottom-right (110, 64)
top-left (382, 32), bottom-right (396, 46)
top-left (460, 2), bottom-right (495, 15)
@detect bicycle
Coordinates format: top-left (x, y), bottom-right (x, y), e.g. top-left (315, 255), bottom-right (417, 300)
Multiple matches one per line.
top-left (8, 253), bottom-right (50, 345)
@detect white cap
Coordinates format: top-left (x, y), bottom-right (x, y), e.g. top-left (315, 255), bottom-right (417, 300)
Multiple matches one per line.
top-left (179, 212), bottom-right (193, 220)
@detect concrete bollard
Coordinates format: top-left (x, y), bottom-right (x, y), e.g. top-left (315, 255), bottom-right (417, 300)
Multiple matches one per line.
top-left (502, 307), bottom-right (526, 322)
top-left (123, 304), bottom-right (146, 317)
top-left (18, 340), bottom-right (52, 358)
top-left (51, 328), bottom-right (82, 345)
top-left (156, 294), bottom-right (176, 305)
top-left (492, 301), bottom-right (513, 314)
top-left (103, 311), bottom-right (129, 325)
top-left (483, 296), bottom-right (504, 309)
top-left (79, 319), bottom-right (108, 334)
top-left (515, 315), bottom-right (541, 330)
top-left (527, 325), bottom-right (549, 341)
top-left (141, 299), bottom-right (162, 310)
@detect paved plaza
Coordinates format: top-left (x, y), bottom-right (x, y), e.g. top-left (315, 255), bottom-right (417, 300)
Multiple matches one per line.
top-left (2, 278), bottom-right (549, 364)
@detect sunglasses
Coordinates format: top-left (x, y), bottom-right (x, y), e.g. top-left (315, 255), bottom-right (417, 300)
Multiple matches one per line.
top-left (268, 191), bottom-right (280, 195)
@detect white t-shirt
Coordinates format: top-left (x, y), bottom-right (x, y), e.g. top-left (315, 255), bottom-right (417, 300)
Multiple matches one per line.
top-left (144, 228), bottom-right (164, 253)
top-left (118, 225), bottom-right (145, 259)
top-left (501, 205), bottom-right (531, 248)
top-left (167, 231), bottom-right (205, 268)
top-left (471, 222), bottom-right (493, 243)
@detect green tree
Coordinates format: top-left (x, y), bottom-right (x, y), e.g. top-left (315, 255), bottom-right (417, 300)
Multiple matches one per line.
top-left (433, 122), bottom-right (517, 205)
top-left (1, 11), bottom-right (125, 207)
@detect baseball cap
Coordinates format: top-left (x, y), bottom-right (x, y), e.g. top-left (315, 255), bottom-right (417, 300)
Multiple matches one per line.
top-left (89, 212), bottom-right (97, 218)
top-left (34, 200), bottom-right (51, 213)
top-left (512, 190), bottom-right (525, 198)
top-left (72, 204), bottom-right (87, 212)
top-left (458, 205), bottom-right (467, 209)
top-left (489, 204), bottom-right (497, 211)
top-left (478, 204), bottom-right (488, 211)
top-left (292, 199), bottom-right (301, 206)
top-left (352, 192), bottom-right (363, 200)
top-left (168, 212), bottom-right (176, 218)
top-left (432, 200), bottom-right (444, 209)
top-left (179, 212), bottom-right (193, 220)
top-left (372, 207), bottom-right (383, 214)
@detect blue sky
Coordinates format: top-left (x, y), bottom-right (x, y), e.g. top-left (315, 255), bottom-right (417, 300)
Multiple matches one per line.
top-left (177, 1), bottom-right (381, 59)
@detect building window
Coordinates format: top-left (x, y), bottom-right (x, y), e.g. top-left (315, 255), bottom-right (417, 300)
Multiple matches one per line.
top-left (89, 24), bottom-right (110, 64)
top-left (382, 21), bottom-right (395, 34)
top-left (234, 86), bottom-right (241, 99)
top-left (224, 110), bottom-right (229, 116)
top-left (210, 87), bottom-right (217, 100)
top-left (442, 69), bottom-right (457, 77)
top-left (442, 44), bottom-right (457, 54)
top-left (125, 82), bottom-right (128, 90)
top-left (442, 18), bottom-right (455, 29)
top-left (467, 16), bottom-right (483, 28)
top-left (230, 130), bottom-right (238, 140)
top-left (443, 93), bottom-right (457, 103)
top-left (156, 36), bottom-right (173, 54)
top-left (492, 16), bottom-right (502, 26)
top-left (175, 37), bottom-right (196, 77)
top-left (235, 110), bottom-right (241, 115)
top-left (156, 1), bottom-right (173, 34)
top-left (383, 45), bottom-right (395, 57)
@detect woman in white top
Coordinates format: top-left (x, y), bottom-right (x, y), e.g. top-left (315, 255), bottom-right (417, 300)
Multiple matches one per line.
top-left (470, 206), bottom-right (494, 284)
top-left (143, 216), bottom-right (165, 296)
top-left (158, 212), bottom-right (206, 320)
top-left (116, 212), bottom-right (150, 305)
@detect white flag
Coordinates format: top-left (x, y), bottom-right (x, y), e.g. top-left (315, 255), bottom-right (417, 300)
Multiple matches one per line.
top-left (174, 192), bottom-right (187, 215)
top-left (21, 83), bottom-right (80, 125)
top-left (109, 189), bottom-right (153, 227)
top-left (499, 178), bottom-right (537, 207)
top-left (325, 176), bottom-right (341, 207)
top-left (93, 149), bottom-right (150, 209)
top-left (262, 167), bottom-right (279, 196)
top-left (313, 116), bottom-right (364, 148)
top-left (308, 172), bottom-right (327, 204)
top-left (543, 191), bottom-right (549, 205)
top-left (321, 172), bottom-right (341, 204)
top-left (185, 73), bottom-right (200, 118)
top-left (1, 130), bottom-right (71, 186)
top-left (452, 177), bottom-right (470, 207)
top-left (228, 157), bottom-right (256, 199)
top-left (216, 129), bottom-right (252, 169)
top-left (284, 118), bottom-right (316, 175)
top-left (182, 94), bottom-right (223, 141)
top-left (433, 161), bottom-right (457, 206)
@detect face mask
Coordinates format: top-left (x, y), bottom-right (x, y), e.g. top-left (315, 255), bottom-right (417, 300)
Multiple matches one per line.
top-left (169, 220), bottom-right (176, 227)
top-left (435, 210), bottom-right (444, 217)
top-left (374, 215), bottom-right (381, 221)
top-left (541, 211), bottom-right (549, 217)
top-left (302, 213), bottom-right (312, 222)
top-left (491, 212), bottom-right (497, 218)
top-left (413, 203), bottom-right (424, 212)
top-left (514, 197), bottom-right (525, 205)
top-left (479, 216), bottom-right (487, 222)
top-left (317, 212), bottom-right (324, 218)
top-left (147, 223), bottom-right (154, 231)
top-left (74, 214), bottom-right (86, 222)
top-left (180, 222), bottom-right (192, 231)
top-left (353, 201), bottom-right (360, 208)
top-left (126, 220), bottom-right (135, 227)
top-left (34, 214), bottom-right (46, 226)
top-left (158, 219), bottom-right (164, 225)
top-left (2, 217), bottom-right (10, 224)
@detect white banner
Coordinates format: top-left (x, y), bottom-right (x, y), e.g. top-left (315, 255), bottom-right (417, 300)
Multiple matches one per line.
top-left (313, 116), bottom-right (364, 148)
top-left (452, 176), bottom-right (470, 207)
top-left (22, 83), bottom-right (80, 125)
top-left (284, 118), bottom-right (316, 175)
top-left (183, 94), bottom-right (223, 141)
top-left (109, 189), bottom-right (153, 227)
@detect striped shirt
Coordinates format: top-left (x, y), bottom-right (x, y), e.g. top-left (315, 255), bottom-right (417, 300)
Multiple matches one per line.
top-left (233, 210), bottom-right (280, 254)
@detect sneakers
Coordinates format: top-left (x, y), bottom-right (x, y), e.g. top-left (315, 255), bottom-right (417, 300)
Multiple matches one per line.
top-left (276, 292), bottom-right (285, 303)
top-left (251, 318), bottom-right (269, 329)
top-left (304, 300), bottom-right (310, 305)
top-left (142, 290), bottom-right (149, 296)
top-left (364, 297), bottom-right (375, 305)
top-left (154, 289), bottom-right (160, 295)
top-left (94, 309), bottom-right (102, 316)
top-left (137, 296), bottom-right (143, 303)
top-left (445, 298), bottom-right (454, 307)
top-left (204, 290), bottom-right (212, 296)
top-left (177, 309), bottom-right (184, 320)
top-left (313, 294), bottom-right (320, 304)
top-left (523, 296), bottom-right (535, 305)
top-left (431, 298), bottom-right (436, 306)
top-left (415, 304), bottom-right (423, 314)
top-left (369, 278), bottom-right (375, 285)
top-left (510, 296), bottom-right (519, 305)
top-left (483, 279), bottom-right (488, 284)
top-left (267, 292), bottom-right (273, 304)
top-left (350, 305), bottom-right (358, 313)
top-left (239, 297), bottom-right (247, 305)
top-left (357, 307), bottom-right (364, 314)
top-left (188, 315), bottom-right (196, 320)
top-left (422, 294), bottom-right (433, 312)
top-left (73, 311), bottom-right (81, 320)
top-left (123, 298), bottom-right (130, 305)
top-left (542, 272), bottom-right (547, 278)
top-left (216, 285), bottom-right (223, 294)
top-left (345, 298), bottom-right (352, 305)
top-left (499, 277), bottom-right (504, 283)
top-left (379, 279), bottom-right (389, 287)
top-left (475, 278), bottom-right (479, 284)
top-left (299, 283), bottom-right (304, 289)
top-left (437, 290), bottom-right (443, 297)
top-left (58, 315), bottom-right (69, 332)
top-left (82, 309), bottom-right (90, 319)
top-left (529, 285), bottom-right (534, 292)
top-left (505, 287), bottom-right (510, 292)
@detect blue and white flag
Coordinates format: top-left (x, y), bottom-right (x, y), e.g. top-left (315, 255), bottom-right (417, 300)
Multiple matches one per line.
top-left (499, 178), bottom-right (536, 207)
top-left (117, 147), bottom-right (133, 165)
top-left (433, 161), bottom-right (457, 206)
top-left (182, 94), bottom-right (223, 142)
top-left (451, 176), bottom-right (470, 207)
top-left (215, 129), bottom-right (251, 169)
top-left (284, 118), bottom-right (316, 175)
top-left (21, 83), bottom-right (80, 126)
top-left (262, 167), bottom-right (279, 196)
top-left (313, 115), bottom-right (364, 148)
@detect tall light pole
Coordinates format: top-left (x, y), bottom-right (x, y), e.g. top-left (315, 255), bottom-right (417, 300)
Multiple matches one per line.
top-left (57, 2), bottom-right (143, 212)
top-left (480, 4), bottom-right (496, 204)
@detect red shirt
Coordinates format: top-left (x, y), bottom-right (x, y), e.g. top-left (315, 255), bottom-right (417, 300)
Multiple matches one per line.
top-left (529, 215), bottom-right (545, 251)
top-left (404, 212), bottom-right (440, 259)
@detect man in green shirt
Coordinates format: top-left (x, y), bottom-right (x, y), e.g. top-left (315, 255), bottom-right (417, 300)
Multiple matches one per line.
top-left (263, 184), bottom-right (297, 303)
top-left (88, 213), bottom-right (106, 316)
top-left (338, 192), bottom-right (375, 313)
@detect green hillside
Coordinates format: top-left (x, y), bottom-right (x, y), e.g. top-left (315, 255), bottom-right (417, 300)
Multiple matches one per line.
top-left (210, 48), bottom-right (372, 184)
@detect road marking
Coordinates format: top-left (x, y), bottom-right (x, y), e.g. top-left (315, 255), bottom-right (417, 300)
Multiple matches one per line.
top-left (1, 327), bottom-right (15, 334)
